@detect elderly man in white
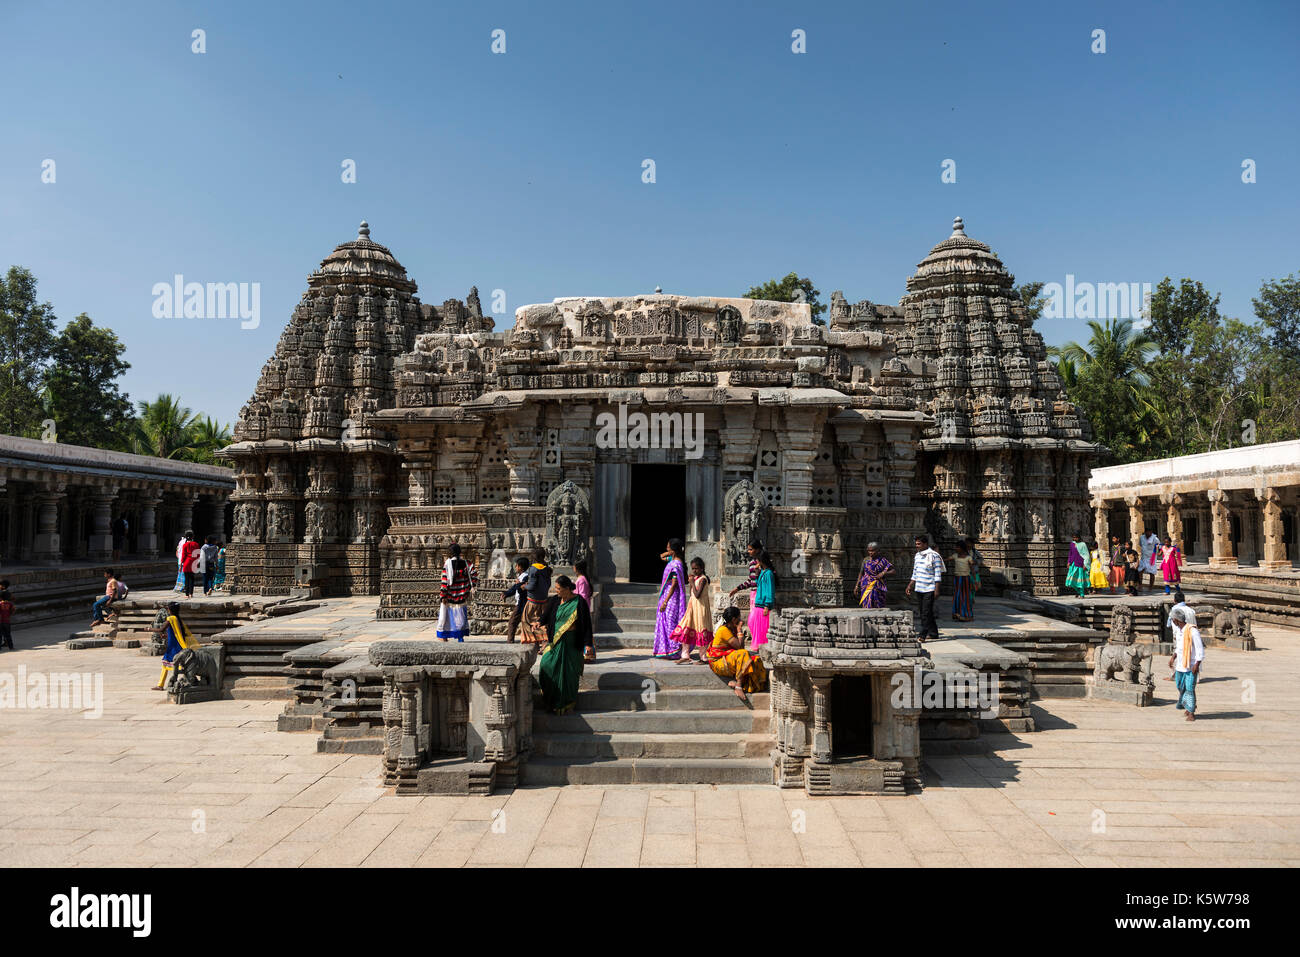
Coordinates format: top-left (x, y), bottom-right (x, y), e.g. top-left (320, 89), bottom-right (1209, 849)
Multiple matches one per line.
top-left (1168, 607), bottom-right (1205, 721)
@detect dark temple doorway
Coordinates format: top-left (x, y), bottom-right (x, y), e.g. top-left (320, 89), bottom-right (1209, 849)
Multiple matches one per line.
top-left (831, 676), bottom-right (874, 758)
top-left (629, 464), bottom-right (686, 583)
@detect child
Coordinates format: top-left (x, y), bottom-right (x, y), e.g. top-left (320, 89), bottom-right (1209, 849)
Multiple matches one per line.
top-left (502, 556), bottom-right (530, 643)
top-left (1124, 546), bottom-right (1141, 597)
top-left (1088, 543), bottom-right (1108, 591)
top-left (671, 557), bottom-right (714, 663)
top-left (0, 590), bottom-right (14, 650)
top-left (518, 548), bottom-right (552, 644)
top-left (574, 560), bottom-right (596, 662)
top-left (92, 569), bottom-right (118, 626)
top-left (435, 543), bottom-right (477, 642)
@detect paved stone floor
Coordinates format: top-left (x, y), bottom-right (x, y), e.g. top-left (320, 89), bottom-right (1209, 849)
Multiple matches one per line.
top-left (1, 614), bottom-right (1298, 868)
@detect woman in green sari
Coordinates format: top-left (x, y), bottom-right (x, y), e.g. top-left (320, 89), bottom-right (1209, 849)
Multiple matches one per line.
top-left (539, 575), bottom-right (594, 714)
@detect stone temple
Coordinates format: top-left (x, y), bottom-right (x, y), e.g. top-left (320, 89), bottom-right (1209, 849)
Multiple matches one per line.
top-left (221, 217), bottom-right (1097, 620)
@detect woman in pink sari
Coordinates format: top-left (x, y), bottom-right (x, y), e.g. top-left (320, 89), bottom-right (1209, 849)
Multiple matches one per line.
top-left (652, 538), bottom-right (688, 658)
top-left (1159, 536), bottom-right (1184, 595)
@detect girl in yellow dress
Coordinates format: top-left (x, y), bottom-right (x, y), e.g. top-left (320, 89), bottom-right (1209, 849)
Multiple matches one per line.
top-left (671, 557), bottom-right (714, 663)
top-left (1089, 541), bottom-right (1109, 590)
top-left (707, 606), bottom-right (767, 701)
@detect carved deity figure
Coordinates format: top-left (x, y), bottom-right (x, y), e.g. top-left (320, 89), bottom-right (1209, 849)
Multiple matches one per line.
top-left (724, 479), bottom-right (767, 565)
top-left (544, 481), bottom-right (590, 566)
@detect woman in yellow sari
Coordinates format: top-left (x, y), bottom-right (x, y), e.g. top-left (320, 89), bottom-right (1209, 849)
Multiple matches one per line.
top-left (707, 606), bottom-right (767, 701)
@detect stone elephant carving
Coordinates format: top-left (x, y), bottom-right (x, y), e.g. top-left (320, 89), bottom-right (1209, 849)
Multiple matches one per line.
top-left (1094, 642), bottom-right (1152, 684)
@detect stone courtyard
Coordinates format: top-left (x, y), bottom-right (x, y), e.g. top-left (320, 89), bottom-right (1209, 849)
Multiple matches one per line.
top-left (3, 612), bottom-right (1297, 868)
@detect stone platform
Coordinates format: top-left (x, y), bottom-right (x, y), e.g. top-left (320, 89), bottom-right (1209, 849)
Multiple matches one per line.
top-left (5, 613), bottom-right (1300, 866)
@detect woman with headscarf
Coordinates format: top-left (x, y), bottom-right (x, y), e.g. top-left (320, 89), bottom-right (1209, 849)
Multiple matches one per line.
top-left (652, 538), bottom-right (688, 658)
top-left (538, 575), bottom-right (593, 714)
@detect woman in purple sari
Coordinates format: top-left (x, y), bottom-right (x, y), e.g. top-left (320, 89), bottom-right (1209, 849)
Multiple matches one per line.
top-left (855, 542), bottom-right (894, 608)
top-left (652, 538), bottom-right (688, 658)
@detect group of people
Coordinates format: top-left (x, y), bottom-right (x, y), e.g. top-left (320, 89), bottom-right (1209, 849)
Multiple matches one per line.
top-left (1067, 530), bottom-right (1183, 599)
top-left (173, 531), bottom-right (226, 598)
top-left (854, 535), bottom-right (982, 641)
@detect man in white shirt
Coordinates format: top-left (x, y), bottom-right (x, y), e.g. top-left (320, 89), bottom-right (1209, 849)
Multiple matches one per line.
top-left (1168, 608), bottom-right (1204, 721)
top-left (1139, 530), bottom-right (1161, 593)
top-left (905, 534), bottom-right (946, 642)
top-left (1165, 589), bottom-right (1199, 681)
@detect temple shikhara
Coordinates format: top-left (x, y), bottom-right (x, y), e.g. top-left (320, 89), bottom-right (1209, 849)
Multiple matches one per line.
top-left (220, 216), bottom-right (1098, 620)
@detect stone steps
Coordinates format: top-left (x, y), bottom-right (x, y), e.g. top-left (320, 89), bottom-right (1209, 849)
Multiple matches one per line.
top-left (533, 732), bottom-right (771, 760)
top-left (534, 707), bottom-right (766, 735)
top-left (524, 755), bottom-right (772, 786)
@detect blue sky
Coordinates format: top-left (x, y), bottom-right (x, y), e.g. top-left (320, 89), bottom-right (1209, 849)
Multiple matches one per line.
top-left (2, 0), bottom-right (1297, 428)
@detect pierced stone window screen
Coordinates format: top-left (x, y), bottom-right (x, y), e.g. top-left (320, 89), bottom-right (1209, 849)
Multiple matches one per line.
top-left (760, 484), bottom-right (784, 507)
top-left (863, 488), bottom-right (885, 508)
top-left (539, 479), bottom-right (558, 502)
top-left (811, 486), bottom-right (838, 507)
top-left (480, 481), bottom-right (509, 504)
top-left (433, 487), bottom-right (456, 506)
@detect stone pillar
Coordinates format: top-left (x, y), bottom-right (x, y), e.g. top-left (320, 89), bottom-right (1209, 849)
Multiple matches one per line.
top-left (810, 676), bottom-right (832, 764)
top-left (1207, 489), bottom-right (1236, 568)
top-left (87, 486), bottom-right (118, 561)
top-left (208, 494), bottom-right (229, 541)
top-left (177, 495), bottom-right (196, 536)
top-left (1161, 492), bottom-right (1184, 549)
top-left (1125, 495), bottom-right (1144, 551)
top-left (502, 411), bottom-right (540, 505)
top-left (32, 482), bottom-right (66, 564)
top-left (1258, 487), bottom-right (1289, 570)
top-left (138, 491), bottom-right (162, 557)
top-left (777, 409), bottom-right (821, 509)
top-left (1091, 496), bottom-right (1110, 566)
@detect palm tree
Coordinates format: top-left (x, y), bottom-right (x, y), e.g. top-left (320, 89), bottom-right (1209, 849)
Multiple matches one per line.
top-left (190, 416), bottom-right (232, 463)
top-left (1049, 319), bottom-right (1158, 462)
top-left (133, 394), bottom-right (198, 459)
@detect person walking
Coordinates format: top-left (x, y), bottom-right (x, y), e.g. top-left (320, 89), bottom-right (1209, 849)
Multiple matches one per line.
top-left (201, 537), bottom-right (221, 596)
top-left (518, 548), bottom-right (553, 645)
top-left (173, 532), bottom-right (188, 591)
top-left (905, 534), bottom-right (945, 642)
top-left (574, 559), bottom-right (596, 662)
top-left (434, 543), bottom-right (477, 642)
top-left (1089, 542), bottom-right (1109, 591)
top-left (1139, 529), bottom-right (1161, 593)
top-left (1169, 607), bottom-right (1204, 722)
top-left (1160, 536), bottom-right (1184, 595)
top-left (179, 531), bottom-right (201, 598)
top-left (949, 541), bottom-right (976, 622)
top-left (855, 543), bottom-right (894, 608)
top-left (537, 575), bottom-right (593, 715)
top-left (1108, 535), bottom-right (1126, 594)
top-left (212, 541), bottom-right (227, 592)
top-left (652, 538), bottom-right (688, 658)
top-left (1065, 534), bottom-right (1090, 598)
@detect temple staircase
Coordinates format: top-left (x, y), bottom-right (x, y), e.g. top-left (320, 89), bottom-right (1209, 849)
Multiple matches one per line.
top-left (527, 648), bottom-right (772, 785)
top-left (592, 582), bottom-right (659, 649)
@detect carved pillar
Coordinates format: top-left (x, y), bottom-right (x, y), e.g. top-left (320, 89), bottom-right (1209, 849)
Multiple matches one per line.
top-left (176, 494), bottom-right (196, 536)
top-left (1091, 497), bottom-right (1110, 567)
top-left (1258, 487), bottom-right (1289, 570)
top-left (207, 494), bottom-right (229, 540)
top-left (87, 485), bottom-right (118, 561)
top-left (137, 490), bottom-right (162, 557)
top-left (1125, 495), bottom-right (1144, 551)
top-left (1207, 489), bottom-right (1236, 568)
top-left (502, 410), bottom-right (540, 505)
top-left (810, 676), bottom-right (832, 764)
top-left (1160, 492), bottom-right (1184, 550)
top-left (32, 482), bottom-right (66, 564)
top-left (777, 408), bottom-right (820, 509)
top-left (720, 403), bottom-right (759, 492)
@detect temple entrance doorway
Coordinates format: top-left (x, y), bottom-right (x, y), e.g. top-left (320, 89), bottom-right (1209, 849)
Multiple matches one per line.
top-left (629, 463), bottom-right (686, 583)
top-left (831, 676), bottom-right (874, 758)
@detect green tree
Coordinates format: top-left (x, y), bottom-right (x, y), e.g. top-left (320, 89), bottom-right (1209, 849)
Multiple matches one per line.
top-left (744, 273), bottom-right (826, 325)
top-left (133, 394), bottom-right (198, 459)
top-left (1016, 281), bottom-right (1048, 323)
top-left (189, 416), bottom-right (232, 464)
top-left (0, 266), bottom-right (58, 436)
top-left (1050, 318), bottom-right (1157, 461)
top-left (1252, 273), bottom-right (1300, 365)
top-left (1146, 277), bottom-right (1222, 355)
top-left (43, 313), bottom-right (133, 449)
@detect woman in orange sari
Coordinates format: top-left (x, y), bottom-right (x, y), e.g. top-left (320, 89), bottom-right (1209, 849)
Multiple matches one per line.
top-left (707, 606), bottom-right (767, 701)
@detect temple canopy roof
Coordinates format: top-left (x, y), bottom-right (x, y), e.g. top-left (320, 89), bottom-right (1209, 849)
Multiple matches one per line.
top-left (308, 221), bottom-right (418, 294)
top-left (903, 216), bottom-right (1021, 305)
